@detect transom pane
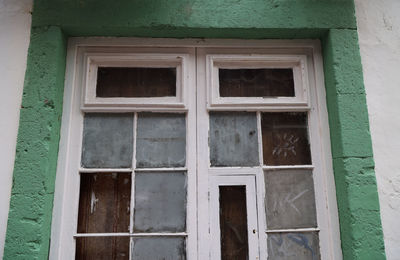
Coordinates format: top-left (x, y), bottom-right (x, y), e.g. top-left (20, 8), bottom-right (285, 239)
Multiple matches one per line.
top-left (219, 68), bottom-right (294, 97)
top-left (96, 67), bottom-right (176, 98)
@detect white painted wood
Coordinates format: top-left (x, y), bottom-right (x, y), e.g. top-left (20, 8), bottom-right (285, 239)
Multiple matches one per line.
top-left (206, 54), bottom-right (309, 108)
top-left (134, 167), bottom-right (188, 172)
top-left (79, 168), bottom-right (132, 173)
top-left (74, 232), bottom-right (187, 237)
top-left (262, 165), bottom-right (314, 170)
top-left (266, 228), bottom-right (320, 233)
top-left (51, 38), bottom-right (341, 260)
top-left (209, 175), bottom-right (260, 260)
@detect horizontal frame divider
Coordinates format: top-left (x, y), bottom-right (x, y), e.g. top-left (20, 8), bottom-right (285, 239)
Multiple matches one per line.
top-left (74, 232), bottom-right (188, 237)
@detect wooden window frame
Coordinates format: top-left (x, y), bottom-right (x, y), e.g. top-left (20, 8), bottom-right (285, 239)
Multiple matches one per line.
top-left (50, 38), bottom-right (342, 260)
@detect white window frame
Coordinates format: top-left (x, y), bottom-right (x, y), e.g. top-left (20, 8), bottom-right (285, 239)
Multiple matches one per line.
top-left (83, 52), bottom-right (189, 109)
top-left (50, 38), bottom-right (342, 260)
top-left (207, 54), bottom-right (309, 108)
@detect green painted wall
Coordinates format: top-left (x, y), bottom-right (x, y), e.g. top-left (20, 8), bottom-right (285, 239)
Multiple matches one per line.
top-left (4, 0), bottom-right (386, 259)
top-left (3, 26), bottom-right (67, 259)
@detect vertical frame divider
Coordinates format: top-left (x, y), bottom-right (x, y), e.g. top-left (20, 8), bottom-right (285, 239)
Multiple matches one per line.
top-left (129, 112), bottom-right (138, 260)
top-left (257, 111), bottom-right (263, 167)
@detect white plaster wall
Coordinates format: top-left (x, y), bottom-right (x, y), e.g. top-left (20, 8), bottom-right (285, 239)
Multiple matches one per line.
top-left (355, 1), bottom-right (400, 259)
top-left (0, 0), bottom-right (32, 258)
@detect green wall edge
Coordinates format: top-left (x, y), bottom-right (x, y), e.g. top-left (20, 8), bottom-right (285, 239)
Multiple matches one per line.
top-left (4, 1), bottom-right (386, 259)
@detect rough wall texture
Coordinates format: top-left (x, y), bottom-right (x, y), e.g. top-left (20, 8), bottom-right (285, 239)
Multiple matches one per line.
top-left (0, 0), bottom-right (32, 258)
top-left (3, 26), bottom-right (66, 259)
top-left (322, 29), bottom-right (385, 259)
top-left (3, 0), bottom-right (386, 259)
top-left (355, 1), bottom-right (400, 259)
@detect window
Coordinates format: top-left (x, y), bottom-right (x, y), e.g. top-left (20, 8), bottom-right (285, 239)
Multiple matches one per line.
top-left (50, 39), bottom-right (341, 260)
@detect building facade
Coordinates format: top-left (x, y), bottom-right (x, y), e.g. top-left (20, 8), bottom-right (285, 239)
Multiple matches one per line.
top-left (1, 0), bottom-right (399, 259)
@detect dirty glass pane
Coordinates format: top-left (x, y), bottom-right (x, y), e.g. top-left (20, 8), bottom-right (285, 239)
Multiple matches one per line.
top-left (219, 186), bottom-right (248, 260)
top-left (77, 172), bottom-right (131, 233)
top-left (209, 112), bottom-right (259, 166)
top-left (261, 112), bottom-right (311, 165)
top-left (264, 170), bottom-right (317, 229)
top-left (136, 113), bottom-right (186, 168)
top-left (75, 236), bottom-right (130, 260)
top-left (267, 232), bottom-right (320, 260)
top-left (134, 172), bottom-right (186, 232)
top-left (96, 67), bottom-right (176, 97)
top-left (81, 113), bottom-right (133, 168)
top-left (219, 69), bottom-right (294, 97)
top-left (131, 237), bottom-right (186, 260)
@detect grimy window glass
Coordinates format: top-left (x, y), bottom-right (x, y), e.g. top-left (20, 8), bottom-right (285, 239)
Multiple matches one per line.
top-left (219, 68), bottom-right (294, 97)
top-left (261, 112), bottom-right (311, 165)
top-left (96, 67), bottom-right (176, 97)
top-left (78, 111), bottom-right (187, 258)
top-left (209, 112), bottom-right (259, 167)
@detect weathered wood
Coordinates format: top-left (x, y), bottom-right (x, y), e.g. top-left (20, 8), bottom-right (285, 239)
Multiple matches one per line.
top-left (219, 186), bottom-right (249, 260)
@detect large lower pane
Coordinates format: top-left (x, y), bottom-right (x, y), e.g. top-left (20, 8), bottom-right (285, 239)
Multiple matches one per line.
top-left (81, 113), bottom-right (133, 168)
top-left (77, 173), bottom-right (131, 233)
top-left (134, 172), bottom-right (186, 232)
top-left (219, 186), bottom-right (249, 260)
top-left (209, 112), bottom-right (259, 166)
top-left (267, 232), bottom-right (320, 260)
top-left (264, 170), bottom-right (317, 229)
top-left (131, 237), bottom-right (186, 260)
top-left (261, 112), bottom-right (311, 165)
top-left (136, 113), bottom-right (186, 168)
top-left (75, 236), bottom-right (130, 260)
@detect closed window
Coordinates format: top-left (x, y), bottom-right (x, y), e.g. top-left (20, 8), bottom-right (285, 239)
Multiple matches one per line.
top-left (51, 40), bottom-right (341, 260)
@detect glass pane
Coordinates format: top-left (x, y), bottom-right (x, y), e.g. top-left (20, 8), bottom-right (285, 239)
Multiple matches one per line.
top-left (136, 113), bottom-right (186, 168)
top-left (261, 112), bottom-right (311, 165)
top-left (131, 237), bottom-right (186, 260)
top-left (219, 186), bottom-right (249, 260)
top-left (267, 232), bottom-right (320, 260)
top-left (209, 112), bottom-right (259, 166)
top-left (96, 67), bottom-right (176, 97)
top-left (77, 173), bottom-right (131, 233)
top-left (264, 170), bottom-right (317, 229)
top-left (134, 172), bottom-right (186, 232)
top-left (75, 236), bottom-right (130, 260)
top-left (81, 113), bottom-right (133, 168)
top-left (219, 69), bottom-right (294, 97)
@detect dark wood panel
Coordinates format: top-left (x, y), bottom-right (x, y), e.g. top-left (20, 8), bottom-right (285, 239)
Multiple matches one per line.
top-left (77, 172), bottom-right (131, 233)
top-left (96, 67), bottom-right (176, 97)
top-left (219, 69), bottom-right (294, 97)
top-left (219, 186), bottom-right (249, 260)
top-left (75, 236), bottom-right (130, 260)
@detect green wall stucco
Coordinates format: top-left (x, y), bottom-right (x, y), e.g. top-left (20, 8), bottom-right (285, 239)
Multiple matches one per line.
top-left (4, 0), bottom-right (385, 259)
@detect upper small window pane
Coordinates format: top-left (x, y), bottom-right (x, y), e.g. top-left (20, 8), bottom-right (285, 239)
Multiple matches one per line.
top-left (96, 67), bottom-right (176, 98)
top-left (219, 69), bottom-right (294, 97)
